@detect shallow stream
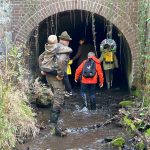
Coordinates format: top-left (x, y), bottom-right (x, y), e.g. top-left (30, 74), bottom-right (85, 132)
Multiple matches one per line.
top-left (17, 88), bottom-right (131, 150)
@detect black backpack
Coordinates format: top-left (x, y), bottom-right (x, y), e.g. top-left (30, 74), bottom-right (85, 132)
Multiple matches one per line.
top-left (82, 58), bottom-right (96, 78)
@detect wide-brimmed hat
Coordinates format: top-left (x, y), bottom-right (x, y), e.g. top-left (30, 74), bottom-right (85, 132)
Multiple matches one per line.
top-left (59, 31), bottom-right (72, 41)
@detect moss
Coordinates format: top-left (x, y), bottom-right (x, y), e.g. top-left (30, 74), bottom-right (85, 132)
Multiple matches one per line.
top-left (145, 128), bottom-right (150, 137)
top-left (111, 137), bottom-right (125, 148)
top-left (123, 116), bottom-right (136, 131)
top-left (119, 100), bottom-right (135, 107)
top-left (131, 90), bottom-right (142, 98)
top-left (136, 142), bottom-right (145, 150)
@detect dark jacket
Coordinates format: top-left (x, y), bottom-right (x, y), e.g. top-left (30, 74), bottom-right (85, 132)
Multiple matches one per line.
top-left (73, 43), bottom-right (95, 65)
top-left (39, 43), bottom-right (72, 78)
top-left (75, 56), bottom-right (104, 85)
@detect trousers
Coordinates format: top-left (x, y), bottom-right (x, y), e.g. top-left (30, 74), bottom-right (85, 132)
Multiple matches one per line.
top-left (46, 74), bottom-right (65, 111)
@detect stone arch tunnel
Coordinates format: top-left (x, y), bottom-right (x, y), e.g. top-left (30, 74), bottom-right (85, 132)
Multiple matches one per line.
top-left (28, 10), bottom-right (132, 89)
top-left (11, 0), bottom-right (139, 88)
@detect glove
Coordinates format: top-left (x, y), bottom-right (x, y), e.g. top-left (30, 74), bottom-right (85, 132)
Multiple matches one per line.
top-left (74, 79), bottom-right (77, 83)
top-left (68, 60), bottom-right (73, 65)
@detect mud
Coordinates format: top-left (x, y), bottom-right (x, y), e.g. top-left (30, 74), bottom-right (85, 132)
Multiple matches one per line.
top-left (17, 88), bottom-right (132, 150)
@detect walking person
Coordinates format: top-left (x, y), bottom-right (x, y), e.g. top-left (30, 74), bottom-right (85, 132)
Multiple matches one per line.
top-left (39, 34), bottom-right (73, 97)
top-left (39, 31), bottom-right (72, 136)
top-left (64, 60), bottom-right (73, 97)
top-left (72, 37), bottom-right (95, 65)
top-left (75, 52), bottom-right (104, 110)
top-left (99, 44), bottom-right (119, 89)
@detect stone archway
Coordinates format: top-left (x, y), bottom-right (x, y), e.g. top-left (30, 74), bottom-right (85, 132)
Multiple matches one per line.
top-left (13, 0), bottom-right (139, 87)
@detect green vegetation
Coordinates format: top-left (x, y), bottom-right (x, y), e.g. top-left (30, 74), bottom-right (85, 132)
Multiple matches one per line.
top-left (111, 137), bottom-right (125, 149)
top-left (138, 0), bottom-right (150, 88)
top-left (119, 100), bottom-right (135, 107)
top-left (117, 99), bottom-right (150, 149)
top-left (31, 77), bottom-right (53, 107)
top-left (0, 45), bottom-right (38, 149)
top-left (117, 1), bottom-right (150, 149)
top-left (136, 142), bottom-right (145, 150)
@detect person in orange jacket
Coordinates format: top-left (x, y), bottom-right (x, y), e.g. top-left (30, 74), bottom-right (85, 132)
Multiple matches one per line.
top-left (75, 52), bottom-right (104, 110)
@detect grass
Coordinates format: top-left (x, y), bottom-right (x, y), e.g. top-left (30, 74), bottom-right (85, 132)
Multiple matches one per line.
top-left (0, 45), bottom-right (38, 149)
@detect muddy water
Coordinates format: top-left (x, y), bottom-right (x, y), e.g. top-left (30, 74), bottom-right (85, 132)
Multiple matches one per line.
top-left (18, 88), bottom-right (131, 150)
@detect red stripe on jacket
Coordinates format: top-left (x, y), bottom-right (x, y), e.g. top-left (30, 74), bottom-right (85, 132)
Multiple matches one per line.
top-left (75, 56), bottom-right (104, 85)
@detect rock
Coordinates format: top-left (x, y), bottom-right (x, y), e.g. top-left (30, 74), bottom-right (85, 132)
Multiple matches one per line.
top-left (36, 98), bottom-right (52, 108)
top-left (104, 136), bottom-right (114, 143)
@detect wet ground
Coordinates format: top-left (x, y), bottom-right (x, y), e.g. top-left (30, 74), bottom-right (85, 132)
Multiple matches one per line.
top-left (17, 88), bottom-right (132, 150)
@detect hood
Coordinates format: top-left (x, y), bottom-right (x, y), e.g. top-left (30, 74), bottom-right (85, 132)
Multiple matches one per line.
top-left (57, 43), bottom-right (72, 54)
top-left (45, 43), bottom-right (57, 52)
top-left (88, 56), bottom-right (100, 64)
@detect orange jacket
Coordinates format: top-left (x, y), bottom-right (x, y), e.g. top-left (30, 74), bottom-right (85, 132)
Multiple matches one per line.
top-left (75, 56), bottom-right (104, 85)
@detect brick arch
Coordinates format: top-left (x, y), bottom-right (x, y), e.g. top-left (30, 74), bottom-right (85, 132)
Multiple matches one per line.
top-left (14, 0), bottom-right (139, 86)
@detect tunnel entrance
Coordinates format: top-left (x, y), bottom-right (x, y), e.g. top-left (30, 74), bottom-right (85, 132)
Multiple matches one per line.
top-left (28, 10), bottom-right (132, 90)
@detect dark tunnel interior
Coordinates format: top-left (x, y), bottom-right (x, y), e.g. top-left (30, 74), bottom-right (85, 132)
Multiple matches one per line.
top-left (28, 10), bottom-right (132, 90)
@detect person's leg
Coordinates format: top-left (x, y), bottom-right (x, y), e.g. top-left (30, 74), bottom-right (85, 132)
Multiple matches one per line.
top-left (89, 84), bottom-right (96, 110)
top-left (110, 69), bottom-right (113, 87)
top-left (64, 72), bottom-right (72, 92)
top-left (105, 70), bottom-right (110, 89)
top-left (46, 74), bottom-right (66, 136)
top-left (81, 83), bottom-right (88, 108)
top-left (63, 72), bottom-right (72, 96)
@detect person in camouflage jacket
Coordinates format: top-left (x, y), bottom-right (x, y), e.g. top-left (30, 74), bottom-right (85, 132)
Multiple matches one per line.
top-left (39, 32), bottom-right (72, 136)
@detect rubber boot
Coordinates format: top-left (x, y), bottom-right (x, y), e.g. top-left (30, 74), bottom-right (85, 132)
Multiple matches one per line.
top-left (49, 109), bottom-right (59, 135)
top-left (81, 94), bottom-right (87, 108)
top-left (55, 126), bottom-right (67, 137)
top-left (90, 98), bottom-right (96, 110)
top-left (50, 124), bottom-right (67, 137)
top-left (50, 109), bottom-right (67, 136)
top-left (50, 109), bottom-right (60, 124)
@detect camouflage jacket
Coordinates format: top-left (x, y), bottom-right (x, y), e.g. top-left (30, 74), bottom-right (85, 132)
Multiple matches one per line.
top-left (39, 43), bottom-right (72, 77)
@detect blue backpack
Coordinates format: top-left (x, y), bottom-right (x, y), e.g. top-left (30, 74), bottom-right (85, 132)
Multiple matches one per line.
top-left (82, 58), bottom-right (96, 78)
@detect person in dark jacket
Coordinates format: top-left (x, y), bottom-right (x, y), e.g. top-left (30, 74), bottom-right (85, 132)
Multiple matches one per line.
top-left (75, 52), bottom-right (104, 110)
top-left (72, 38), bottom-right (95, 65)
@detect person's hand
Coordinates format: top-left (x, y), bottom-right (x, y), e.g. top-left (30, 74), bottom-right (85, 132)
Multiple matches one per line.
top-left (99, 83), bottom-right (103, 88)
top-left (74, 79), bottom-right (77, 83)
top-left (68, 60), bottom-right (73, 65)
top-left (56, 75), bottom-right (63, 80)
top-left (41, 71), bottom-right (46, 76)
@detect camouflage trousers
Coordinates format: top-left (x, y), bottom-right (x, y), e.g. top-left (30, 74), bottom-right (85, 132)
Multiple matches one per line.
top-left (46, 74), bottom-right (65, 111)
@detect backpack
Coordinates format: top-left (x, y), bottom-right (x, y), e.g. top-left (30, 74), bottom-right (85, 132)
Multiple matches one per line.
top-left (103, 51), bottom-right (114, 63)
top-left (82, 58), bottom-right (96, 78)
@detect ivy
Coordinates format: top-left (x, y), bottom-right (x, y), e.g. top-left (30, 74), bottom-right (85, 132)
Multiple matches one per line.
top-left (145, 128), bottom-right (150, 137)
top-left (138, 0), bottom-right (150, 86)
